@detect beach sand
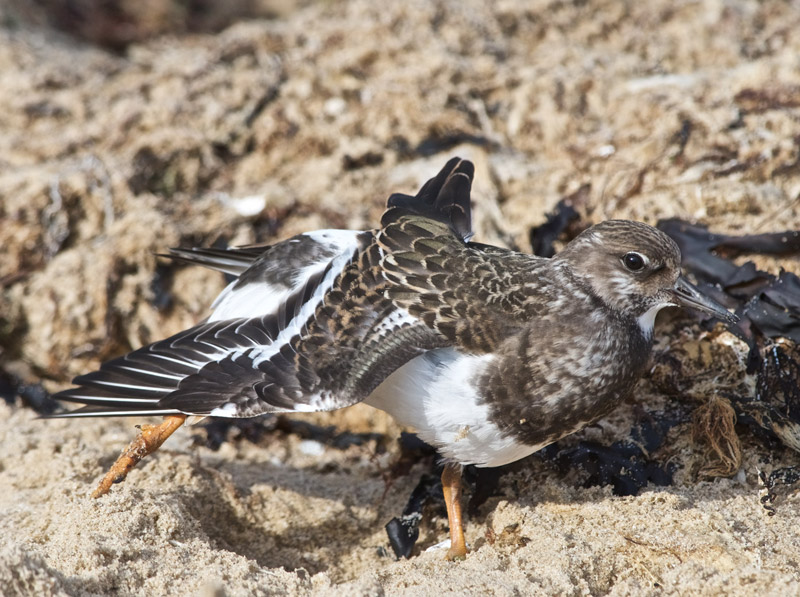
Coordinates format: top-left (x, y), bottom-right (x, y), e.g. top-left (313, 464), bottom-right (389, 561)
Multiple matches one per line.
top-left (2, 1), bottom-right (799, 594)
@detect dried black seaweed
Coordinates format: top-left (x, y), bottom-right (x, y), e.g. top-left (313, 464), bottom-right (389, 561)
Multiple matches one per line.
top-left (658, 218), bottom-right (800, 343)
top-left (464, 466), bottom-right (504, 515)
top-left (148, 262), bottom-right (175, 311)
top-left (660, 218), bottom-right (800, 457)
top-left (728, 342), bottom-right (800, 452)
top-left (758, 467), bottom-right (800, 516)
top-left (740, 273), bottom-right (800, 345)
top-left (0, 367), bottom-right (59, 415)
top-left (384, 434), bottom-right (441, 559)
top-left (385, 472), bottom-right (441, 559)
top-left (195, 414), bottom-right (384, 452)
top-left (540, 410), bottom-right (681, 496)
top-left (529, 184), bottom-right (589, 258)
top-left (273, 416), bottom-right (384, 450)
top-left (197, 415), bottom-right (275, 451)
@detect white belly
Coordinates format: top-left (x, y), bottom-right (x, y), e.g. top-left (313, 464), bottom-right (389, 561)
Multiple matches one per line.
top-left (366, 348), bottom-right (541, 467)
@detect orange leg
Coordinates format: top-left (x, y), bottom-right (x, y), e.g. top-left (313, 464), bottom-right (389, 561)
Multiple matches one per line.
top-left (441, 463), bottom-right (468, 560)
top-left (92, 414), bottom-right (187, 498)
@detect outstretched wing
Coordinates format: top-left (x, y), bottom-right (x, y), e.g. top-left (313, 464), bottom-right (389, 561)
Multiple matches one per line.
top-left (53, 231), bottom-right (373, 417)
top-left (51, 158), bottom-right (479, 419)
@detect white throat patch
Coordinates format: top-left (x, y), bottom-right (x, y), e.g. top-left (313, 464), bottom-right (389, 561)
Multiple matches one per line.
top-left (637, 303), bottom-right (668, 336)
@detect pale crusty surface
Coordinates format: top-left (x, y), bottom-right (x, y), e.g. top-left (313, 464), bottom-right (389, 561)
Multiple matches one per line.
top-left (1, 0), bottom-right (800, 595)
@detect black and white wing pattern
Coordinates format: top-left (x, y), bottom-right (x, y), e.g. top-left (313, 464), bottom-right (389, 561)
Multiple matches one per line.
top-left (53, 229), bottom-right (375, 417)
top-left (51, 158), bottom-right (477, 419)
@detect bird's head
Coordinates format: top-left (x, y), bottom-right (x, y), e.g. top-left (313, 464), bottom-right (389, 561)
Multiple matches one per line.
top-left (555, 220), bottom-right (737, 334)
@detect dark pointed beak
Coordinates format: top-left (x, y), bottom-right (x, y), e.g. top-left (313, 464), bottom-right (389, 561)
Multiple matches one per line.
top-left (672, 276), bottom-right (738, 324)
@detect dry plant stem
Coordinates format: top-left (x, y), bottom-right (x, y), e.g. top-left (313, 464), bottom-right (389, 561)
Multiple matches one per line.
top-left (92, 414), bottom-right (187, 498)
top-left (442, 463), bottom-right (468, 560)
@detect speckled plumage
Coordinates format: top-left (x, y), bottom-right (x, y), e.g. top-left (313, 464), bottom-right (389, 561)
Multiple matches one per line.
top-left (368, 190), bottom-right (702, 464)
top-left (51, 157), bottom-right (737, 559)
top-left (53, 157), bottom-right (735, 465)
top-left (51, 159), bottom-right (736, 454)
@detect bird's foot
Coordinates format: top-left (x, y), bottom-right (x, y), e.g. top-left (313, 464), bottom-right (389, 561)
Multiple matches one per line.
top-left (441, 463), bottom-right (468, 561)
top-left (91, 414), bottom-right (186, 498)
top-left (445, 542), bottom-right (468, 561)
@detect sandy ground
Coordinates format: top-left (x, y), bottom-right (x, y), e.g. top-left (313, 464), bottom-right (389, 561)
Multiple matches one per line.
top-left (1, 0), bottom-right (800, 595)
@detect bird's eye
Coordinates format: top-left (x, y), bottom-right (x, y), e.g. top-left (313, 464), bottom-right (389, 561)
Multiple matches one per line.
top-left (622, 252), bottom-right (647, 272)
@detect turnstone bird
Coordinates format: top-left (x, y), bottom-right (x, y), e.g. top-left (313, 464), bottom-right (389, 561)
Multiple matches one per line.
top-left (52, 158), bottom-right (737, 560)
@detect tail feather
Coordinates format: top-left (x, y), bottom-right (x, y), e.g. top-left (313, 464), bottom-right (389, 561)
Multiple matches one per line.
top-left (54, 385), bottom-right (160, 406)
top-left (46, 404), bottom-right (182, 418)
top-left (160, 245), bottom-right (268, 275)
